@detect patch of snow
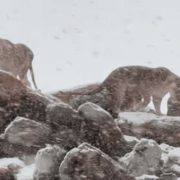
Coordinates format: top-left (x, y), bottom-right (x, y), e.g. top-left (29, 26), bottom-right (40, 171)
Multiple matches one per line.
top-left (17, 164), bottom-right (35, 180)
top-left (0, 157), bottom-right (25, 168)
top-left (118, 112), bottom-right (159, 125)
top-left (124, 135), bottom-right (139, 143)
top-left (136, 174), bottom-right (159, 180)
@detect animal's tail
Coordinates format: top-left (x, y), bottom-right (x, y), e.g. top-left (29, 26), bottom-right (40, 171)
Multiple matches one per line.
top-left (29, 64), bottom-right (38, 89)
top-left (58, 83), bottom-right (103, 96)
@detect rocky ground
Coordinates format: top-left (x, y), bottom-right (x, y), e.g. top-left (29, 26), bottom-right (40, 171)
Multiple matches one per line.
top-left (0, 71), bottom-right (180, 180)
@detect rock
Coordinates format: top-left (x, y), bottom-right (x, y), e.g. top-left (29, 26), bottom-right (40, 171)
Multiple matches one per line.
top-left (46, 102), bottom-right (80, 130)
top-left (46, 103), bottom-right (82, 150)
top-left (71, 88), bottom-right (111, 112)
top-left (163, 148), bottom-right (180, 176)
top-left (119, 139), bottom-right (162, 177)
top-left (0, 168), bottom-right (16, 180)
top-left (0, 71), bottom-right (58, 133)
top-left (33, 145), bottom-right (66, 180)
top-left (117, 112), bottom-right (180, 146)
top-left (0, 116), bottom-right (52, 156)
top-left (4, 116), bottom-right (51, 147)
top-left (59, 143), bottom-right (135, 180)
top-left (124, 135), bottom-right (140, 149)
top-left (78, 102), bottom-right (130, 158)
top-left (159, 173), bottom-right (177, 180)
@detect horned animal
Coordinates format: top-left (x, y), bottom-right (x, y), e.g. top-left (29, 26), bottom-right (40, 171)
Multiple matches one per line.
top-left (0, 38), bottom-right (38, 89)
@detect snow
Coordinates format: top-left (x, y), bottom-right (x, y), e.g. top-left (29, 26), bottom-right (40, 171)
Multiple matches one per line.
top-left (17, 164), bottom-right (35, 180)
top-left (0, 157), bottom-right (34, 180)
top-left (136, 174), bottom-right (159, 180)
top-left (119, 112), bottom-right (159, 125)
top-left (0, 157), bottom-right (25, 168)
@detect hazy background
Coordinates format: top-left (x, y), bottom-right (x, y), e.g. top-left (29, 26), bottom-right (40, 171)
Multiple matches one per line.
top-left (1, 0), bottom-right (180, 112)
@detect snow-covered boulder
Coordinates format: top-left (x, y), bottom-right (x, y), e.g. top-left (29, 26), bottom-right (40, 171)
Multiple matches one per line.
top-left (117, 112), bottom-right (180, 146)
top-left (78, 102), bottom-right (130, 158)
top-left (59, 143), bottom-right (135, 180)
top-left (119, 139), bottom-right (162, 177)
top-left (33, 145), bottom-right (66, 180)
top-left (163, 148), bottom-right (180, 176)
top-left (124, 135), bottom-right (140, 148)
top-left (4, 116), bottom-right (51, 147)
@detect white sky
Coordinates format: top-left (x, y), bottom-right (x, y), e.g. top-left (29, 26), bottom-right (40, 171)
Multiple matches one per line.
top-left (0, 0), bottom-right (180, 94)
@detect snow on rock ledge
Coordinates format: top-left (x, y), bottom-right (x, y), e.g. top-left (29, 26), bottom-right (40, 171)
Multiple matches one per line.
top-left (117, 112), bottom-right (180, 146)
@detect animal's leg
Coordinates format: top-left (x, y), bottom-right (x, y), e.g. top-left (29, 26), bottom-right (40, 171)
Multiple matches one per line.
top-left (19, 72), bottom-right (31, 87)
top-left (29, 64), bottom-right (38, 89)
top-left (109, 84), bottom-right (126, 117)
top-left (152, 96), bottom-right (163, 115)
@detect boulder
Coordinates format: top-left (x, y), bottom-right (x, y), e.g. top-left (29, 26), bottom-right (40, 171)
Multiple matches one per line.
top-left (59, 143), bottom-right (135, 180)
top-left (163, 148), bottom-right (180, 176)
top-left (4, 116), bottom-right (51, 147)
top-left (0, 117), bottom-right (52, 156)
top-left (78, 102), bottom-right (130, 158)
top-left (117, 112), bottom-right (180, 146)
top-left (46, 103), bottom-right (82, 150)
top-left (0, 168), bottom-right (16, 180)
top-left (34, 145), bottom-right (66, 180)
top-left (119, 139), bottom-right (162, 177)
top-left (0, 71), bottom-right (58, 133)
top-left (159, 173), bottom-right (177, 180)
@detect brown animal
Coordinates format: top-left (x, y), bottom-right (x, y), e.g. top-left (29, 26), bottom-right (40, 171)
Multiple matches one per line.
top-left (0, 38), bottom-right (38, 89)
top-left (98, 66), bottom-right (178, 115)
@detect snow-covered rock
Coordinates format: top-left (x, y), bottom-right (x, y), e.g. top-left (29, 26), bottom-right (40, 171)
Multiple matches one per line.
top-left (78, 102), bottom-right (130, 158)
top-left (163, 147), bottom-right (180, 176)
top-left (117, 112), bottom-right (180, 146)
top-left (124, 135), bottom-right (140, 148)
top-left (119, 139), bottom-right (162, 177)
top-left (33, 145), bottom-right (66, 180)
top-left (4, 116), bottom-right (52, 147)
top-left (59, 143), bottom-right (135, 180)
top-left (159, 173), bottom-right (177, 180)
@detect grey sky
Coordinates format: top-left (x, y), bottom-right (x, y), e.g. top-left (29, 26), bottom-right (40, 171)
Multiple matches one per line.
top-left (0, 0), bottom-right (180, 93)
